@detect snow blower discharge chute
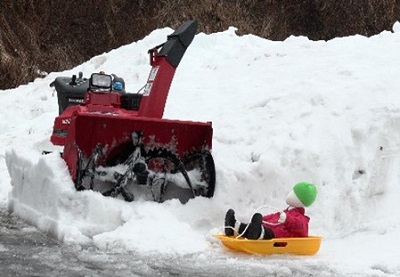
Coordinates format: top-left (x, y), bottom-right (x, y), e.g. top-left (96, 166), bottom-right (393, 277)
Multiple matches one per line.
top-left (49, 21), bottom-right (215, 203)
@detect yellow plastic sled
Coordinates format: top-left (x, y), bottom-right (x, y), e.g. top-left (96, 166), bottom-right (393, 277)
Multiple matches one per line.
top-left (215, 235), bottom-right (322, 255)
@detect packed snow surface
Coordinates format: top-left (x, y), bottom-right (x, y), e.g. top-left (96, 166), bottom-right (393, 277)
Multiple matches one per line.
top-left (2, 22), bottom-right (400, 276)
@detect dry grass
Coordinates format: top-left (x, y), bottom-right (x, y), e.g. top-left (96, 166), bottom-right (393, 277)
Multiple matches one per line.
top-left (0, 0), bottom-right (399, 89)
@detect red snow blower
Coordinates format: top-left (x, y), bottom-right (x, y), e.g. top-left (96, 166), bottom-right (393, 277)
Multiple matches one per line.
top-left (49, 20), bottom-right (215, 202)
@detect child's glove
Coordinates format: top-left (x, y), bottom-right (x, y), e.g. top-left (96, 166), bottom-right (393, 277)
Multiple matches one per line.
top-left (278, 212), bottom-right (287, 223)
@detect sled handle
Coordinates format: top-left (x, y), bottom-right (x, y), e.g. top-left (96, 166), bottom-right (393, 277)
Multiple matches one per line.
top-left (273, 242), bottom-right (288, 248)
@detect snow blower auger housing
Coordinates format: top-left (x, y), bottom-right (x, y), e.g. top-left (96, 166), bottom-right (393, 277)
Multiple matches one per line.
top-left (49, 20), bottom-right (215, 203)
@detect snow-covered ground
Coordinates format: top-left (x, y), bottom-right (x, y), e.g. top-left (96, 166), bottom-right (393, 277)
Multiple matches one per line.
top-left (2, 22), bottom-right (400, 276)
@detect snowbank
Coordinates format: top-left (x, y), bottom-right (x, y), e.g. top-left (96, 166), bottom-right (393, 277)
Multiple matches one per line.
top-left (3, 22), bottom-right (400, 275)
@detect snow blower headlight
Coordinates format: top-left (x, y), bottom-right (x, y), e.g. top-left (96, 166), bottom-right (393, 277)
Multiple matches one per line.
top-left (90, 73), bottom-right (113, 90)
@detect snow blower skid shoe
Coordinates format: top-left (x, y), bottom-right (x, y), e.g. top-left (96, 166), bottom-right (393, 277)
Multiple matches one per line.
top-left (49, 20), bottom-right (216, 203)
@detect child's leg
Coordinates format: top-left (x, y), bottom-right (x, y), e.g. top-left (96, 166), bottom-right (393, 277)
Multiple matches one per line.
top-left (225, 210), bottom-right (274, 239)
top-left (224, 209), bottom-right (240, 236)
top-left (245, 213), bottom-right (275, 240)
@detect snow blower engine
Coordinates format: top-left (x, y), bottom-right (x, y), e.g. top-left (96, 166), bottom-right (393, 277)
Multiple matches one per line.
top-left (49, 21), bottom-right (215, 203)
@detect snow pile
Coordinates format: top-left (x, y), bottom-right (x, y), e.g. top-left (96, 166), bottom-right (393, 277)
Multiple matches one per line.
top-left (2, 22), bottom-right (400, 276)
top-left (6, 149), bottom-right (127, 242)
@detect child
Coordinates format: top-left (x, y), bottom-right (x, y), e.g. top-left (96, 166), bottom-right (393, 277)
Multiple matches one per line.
top-left (224, 182), bottom-right (317, 240)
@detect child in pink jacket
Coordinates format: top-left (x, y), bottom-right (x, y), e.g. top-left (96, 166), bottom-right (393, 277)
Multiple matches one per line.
top-left (224, 182), bottom-right (318, 240)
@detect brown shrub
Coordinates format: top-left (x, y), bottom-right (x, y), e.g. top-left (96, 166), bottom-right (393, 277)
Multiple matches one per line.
top-left (0, 0), bottom-right (399, 89)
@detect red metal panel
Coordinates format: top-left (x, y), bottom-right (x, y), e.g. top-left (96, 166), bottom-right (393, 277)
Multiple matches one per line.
top-left (62, 111), bottom-right (213, 179)
top-left (72, 113), bottom-right (212, 157)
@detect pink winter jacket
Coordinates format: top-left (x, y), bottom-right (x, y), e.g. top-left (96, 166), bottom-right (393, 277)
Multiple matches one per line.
top-left (262, 207), bottom-right (310, 238)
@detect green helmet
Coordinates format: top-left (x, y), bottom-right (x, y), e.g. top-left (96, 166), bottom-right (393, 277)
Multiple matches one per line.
top-left (292, 182), bottom-right (318, 207)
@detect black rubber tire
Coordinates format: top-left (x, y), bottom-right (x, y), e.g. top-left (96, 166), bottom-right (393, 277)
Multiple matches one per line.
top-left (182, 150), bottom-right (216, 198)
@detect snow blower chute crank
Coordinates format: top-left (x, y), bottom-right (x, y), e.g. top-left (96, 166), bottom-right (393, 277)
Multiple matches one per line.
top-left (49, 20), bottom-right (215, 203)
